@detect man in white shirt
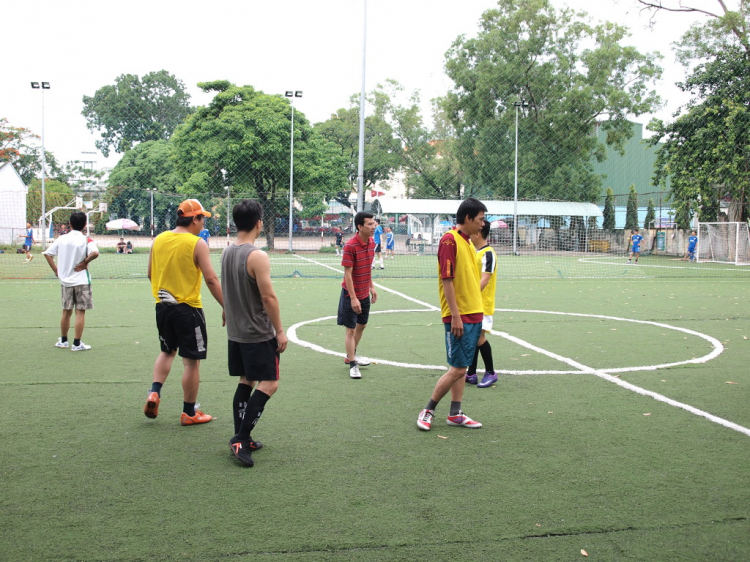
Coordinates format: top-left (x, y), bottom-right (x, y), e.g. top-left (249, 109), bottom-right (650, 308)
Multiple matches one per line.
top-left (43, 212), bottom-right (99, 351)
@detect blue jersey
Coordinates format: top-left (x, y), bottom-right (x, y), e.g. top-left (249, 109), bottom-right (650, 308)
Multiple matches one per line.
top-left (631, 234), bottom-right (643, 251)
top-left (199, 229), bottom-right (210, 243)
top-left (374, 225), bottom-right (383, 244)
top-left (687, 235), bottom-right (697, 252)
top-left (386, 231), bottom-right (394, 249)
top-left (25, 228), bottom-right (33, 246)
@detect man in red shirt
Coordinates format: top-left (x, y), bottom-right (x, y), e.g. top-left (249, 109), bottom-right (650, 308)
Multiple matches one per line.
top-left (338, 212), bottom-right (378, 379)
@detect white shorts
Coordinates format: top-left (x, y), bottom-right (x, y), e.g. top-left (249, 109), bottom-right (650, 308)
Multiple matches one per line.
top-left (482, 315), bottom-right (494, 331)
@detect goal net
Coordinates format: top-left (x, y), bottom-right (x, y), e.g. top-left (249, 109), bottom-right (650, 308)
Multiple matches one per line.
top-left (697, 222), bottom-right (750, 266)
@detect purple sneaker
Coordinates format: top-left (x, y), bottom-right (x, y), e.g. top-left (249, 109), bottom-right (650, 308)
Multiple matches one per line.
top-left (477, 372), bottom-right (498, 388)
top-left (465, 373), bottom-right (478, 385)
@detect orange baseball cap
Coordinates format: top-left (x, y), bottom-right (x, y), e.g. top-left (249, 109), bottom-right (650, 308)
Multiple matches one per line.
top-left (177, 199), bottom-right (211, 218)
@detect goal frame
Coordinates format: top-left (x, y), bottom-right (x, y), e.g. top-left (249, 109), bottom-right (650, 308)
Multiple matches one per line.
top-left (697, 222), bottom-right (750, 266)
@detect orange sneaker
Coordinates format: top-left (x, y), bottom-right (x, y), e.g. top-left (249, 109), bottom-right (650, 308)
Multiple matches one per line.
top-left (181, 410), bottom-right (213, 425)
top-left (144, 392), bottom-right (160, 419)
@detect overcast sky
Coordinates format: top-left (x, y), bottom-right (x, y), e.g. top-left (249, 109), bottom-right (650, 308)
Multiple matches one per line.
top-left (3, 0), bottom-right (712, 170)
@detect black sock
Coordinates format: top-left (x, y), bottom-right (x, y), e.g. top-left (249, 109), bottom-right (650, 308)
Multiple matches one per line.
top-left (233, 383), bottom-right (253, 434)
top-left (237, 390), bottom-right (271, 441)
top-left (450, 401), bottom-right (462, 416)
top-left (426, 399), bottom-right (439, 411)
top-left (60, 336), bottom-right (68, 343)
top-left (150, 382), bottom-right (163, 396)
top-left (73, 338), bottom-right (81, 346)
top-left (183, 402), bottom-right (196, 417)
top-left (478, 340), bottom-right (494, 373)
top-left (468, 346), bottom-right (480, 376)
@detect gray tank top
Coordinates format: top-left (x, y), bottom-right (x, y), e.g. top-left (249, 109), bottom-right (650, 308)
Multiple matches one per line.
top-left (221, 243), bottom-right (276, 343)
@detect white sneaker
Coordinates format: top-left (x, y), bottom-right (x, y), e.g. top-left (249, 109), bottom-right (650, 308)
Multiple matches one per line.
top-left (344, 356), bottom-right (371, 366)
top-left (349, 364), bottom-right (362, 379)
top-left (71, 342), bottom-right (92, 351)
top-left (55, 338), bottom-right (69, 348)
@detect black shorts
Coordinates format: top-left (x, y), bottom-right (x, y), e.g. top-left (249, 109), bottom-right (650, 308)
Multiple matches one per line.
top-left (228, 339), bottom-right (280, 381)
top-left (155, 303), bottom-right (207, 360)
top-left (337, 288), bottom-right (370, 329)
top-left (374, 243), bottom-right (382, 253)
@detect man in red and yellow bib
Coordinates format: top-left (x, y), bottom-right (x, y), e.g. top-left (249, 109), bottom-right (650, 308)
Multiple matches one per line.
top-left (417, 197), bottom-right (487, 431)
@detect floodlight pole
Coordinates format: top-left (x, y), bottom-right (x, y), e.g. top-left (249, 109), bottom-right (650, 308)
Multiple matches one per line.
top-left (31, 82), bottom-right (50, 249)
top-left (356, 0), bottom-right (368, 213)
top-left (285, 91), bottom-right (302, 251)
top-left (512, 99), bottom-right (528, 256)
top-left (147, 188), bottom-right (156, 239)
top-left (225, 185), bottom-right (231, 245)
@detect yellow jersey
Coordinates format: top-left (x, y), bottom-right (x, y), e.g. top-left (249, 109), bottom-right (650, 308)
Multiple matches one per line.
top-left (150, 231), bottom-right (203, 308)
top-left (475, 245), bottom-right (497, 316)
top-left (438, 229), bottom-right (483, 320)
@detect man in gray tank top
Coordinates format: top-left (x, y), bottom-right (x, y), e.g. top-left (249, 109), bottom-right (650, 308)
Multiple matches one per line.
top-left (221, 200), bottom-right (288, 467)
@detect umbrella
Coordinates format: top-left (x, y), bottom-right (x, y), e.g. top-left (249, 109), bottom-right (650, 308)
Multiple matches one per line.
top-left (106, 218), bottom-right (141, 231)
top-left (490, 219), bottom-right (508, 229)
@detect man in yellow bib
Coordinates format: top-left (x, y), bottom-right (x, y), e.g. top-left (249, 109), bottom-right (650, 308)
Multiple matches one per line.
top-left (144, 199), bottom-right (225, 425)
top-left (417, 197), bottom-right (487, 431)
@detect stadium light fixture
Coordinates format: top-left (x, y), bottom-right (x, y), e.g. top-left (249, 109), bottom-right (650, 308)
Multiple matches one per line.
top-left (31, 81), bottom-right (50, 249)
top-left (285, 91), bottom-right (303, 252)
top-left (512, 99), bottom-right (529, 256)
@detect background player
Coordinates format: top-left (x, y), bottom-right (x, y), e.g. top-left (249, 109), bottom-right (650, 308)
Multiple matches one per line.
top-left (683, 230), bottom-right (698, 262)
top-left (385, 226), bottom-right (395, 260)
top-left (334, 228), bottom-right (344, 256)
top-left (372, 218), bottom-right (385, 270)
top-left (19, 221), bottom-right (34, 261)
top-left (467, 219), bottom-right (498, 388)
top-left (628, 228), bottom-right (643, 264)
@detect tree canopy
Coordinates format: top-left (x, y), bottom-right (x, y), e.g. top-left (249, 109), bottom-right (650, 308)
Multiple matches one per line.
top-left (314, 103), bottom-right (401, 193)
top-left (441, 0), bottom-right (662, 203)
top-left (646, 1), bottom-right (750, 222)
top-left (171, 81), bottom-right (350, 245)
top-left (82, 70), bottom-right (193, 157)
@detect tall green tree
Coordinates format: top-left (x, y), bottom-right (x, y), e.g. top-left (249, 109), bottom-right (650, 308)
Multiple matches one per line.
top-left (171, 81), bottom-right (349, 247)
top-left (82, 70), bottom-right (193, 157)
top-left (370, 80), bottom-right (464, 199)
top-left (644, 198), bottom-right (656, 229)
top-left (314, 104), bottom-right (401, 193)
top-left (108, 140), bottom-right (180, 192)
top-left (603, 187), bottom-right (616, 230)
top-left (625, 185), bottom-right (639, 230)
top-left (644, 1), bottom-right (750, 222)
top-left (26, 178), bottom-right (74, 224)
top-left (442, 0), bottom-right (662, 202)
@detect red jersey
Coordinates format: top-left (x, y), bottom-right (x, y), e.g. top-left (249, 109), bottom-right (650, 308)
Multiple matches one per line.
top-left (341, 233), bottom-right (375, 300)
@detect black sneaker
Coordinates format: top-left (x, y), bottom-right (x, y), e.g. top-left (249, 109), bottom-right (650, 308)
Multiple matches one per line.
top-left (248, 439), bottom-right (263, 451)
top-left (229, 436), bottom-right (255, 467)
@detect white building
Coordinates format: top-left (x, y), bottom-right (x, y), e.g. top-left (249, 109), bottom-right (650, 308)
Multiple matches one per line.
top-left (0, 163), bottom-right (28, 245)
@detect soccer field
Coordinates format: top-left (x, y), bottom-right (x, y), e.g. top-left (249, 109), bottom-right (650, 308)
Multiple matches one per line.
top-left (2, 256), bottom-right (749, 561)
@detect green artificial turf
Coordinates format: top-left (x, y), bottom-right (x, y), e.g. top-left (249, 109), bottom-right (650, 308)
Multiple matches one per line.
top-left (1, 270), bottom-right (748, 561)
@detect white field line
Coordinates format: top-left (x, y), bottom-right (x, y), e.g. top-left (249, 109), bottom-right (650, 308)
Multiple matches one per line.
top-left (288, 254), bottom-right (749, 437)
top-left (578, 256), bottom-right (750, 273)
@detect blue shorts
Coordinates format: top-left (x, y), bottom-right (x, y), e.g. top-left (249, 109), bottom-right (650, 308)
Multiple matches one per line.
top-left (631, 245), bottom-right (641, 253)
top-left (444, 321), bottom-right (482, 368)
